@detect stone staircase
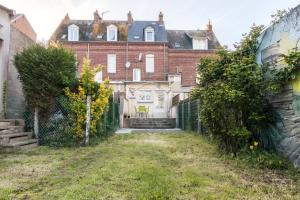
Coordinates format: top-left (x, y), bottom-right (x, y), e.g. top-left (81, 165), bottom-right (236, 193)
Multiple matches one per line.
top-left (129, 118), bottom-right (176, 129)
top-left (0, 119), bottom-right (38, 152)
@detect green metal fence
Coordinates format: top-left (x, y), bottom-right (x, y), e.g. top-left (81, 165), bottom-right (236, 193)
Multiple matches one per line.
top-left (24, 96), bottom-right (119, 146)
top-left (177, 99), bottom-right (202, 133)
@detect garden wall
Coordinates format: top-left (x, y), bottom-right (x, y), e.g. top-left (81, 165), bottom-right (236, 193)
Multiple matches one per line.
top-left (7, 26), bottom-right (35, 119)
top-left (256, 4), bottom-right (300, 167)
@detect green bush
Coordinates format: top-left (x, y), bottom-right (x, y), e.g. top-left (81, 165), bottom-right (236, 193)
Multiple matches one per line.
top-left (192, 25), bottom-right (279, 153)
top-left (14, 43), bottom-right (76, 114)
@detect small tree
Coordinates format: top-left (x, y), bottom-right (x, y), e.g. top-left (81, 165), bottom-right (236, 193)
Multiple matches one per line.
top-left (14, 43), bottom-right (76, 112)
top-left (65, 58), bottom-right (112, 141)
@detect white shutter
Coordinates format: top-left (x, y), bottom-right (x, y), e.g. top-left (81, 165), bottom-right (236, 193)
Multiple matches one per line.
top-left (146, 54), bottom-right (154, 73)
top-left (107, 54), bottom-right (116, 73)
top-left (133, 68), bottom-right (141, 81)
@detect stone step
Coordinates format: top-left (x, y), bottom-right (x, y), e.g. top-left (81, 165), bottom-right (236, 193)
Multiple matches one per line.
top-left (0, 125), bottom-right (24, 131)
top-left (0, 139), bottom-right (38, 153)
top-left (0, 119), bottom-right (25, 126)
top-left (0, 132), bottom-right (33, 144)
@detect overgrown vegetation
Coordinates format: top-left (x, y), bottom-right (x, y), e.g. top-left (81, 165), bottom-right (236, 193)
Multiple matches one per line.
top-left (14, 42), bottom-right (76, 114)
top-left (192, 25), bottom-right (279, 153)
top-left (193, 19), bottom-right (300, 155)
top-left (65, 58), bottom-right (112, 139)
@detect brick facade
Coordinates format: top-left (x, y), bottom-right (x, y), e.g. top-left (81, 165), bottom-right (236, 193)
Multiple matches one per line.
top-left (65, 42), bottom-right (216, 86)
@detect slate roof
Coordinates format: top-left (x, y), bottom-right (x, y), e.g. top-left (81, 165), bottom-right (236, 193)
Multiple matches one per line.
top-left (51, 20), bottom-right (128, 41)
top-left (51, 16), bottom-right (221, 50)
top-left (167, 30), bottom-right (221, 50)
top-left (128, 21), bottom-right (167, 42)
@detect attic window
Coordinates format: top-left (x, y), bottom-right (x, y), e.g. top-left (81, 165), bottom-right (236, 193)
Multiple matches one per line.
top-left (107, 24), bottom-right (117, 41)
top-left (193, 39), bottom-right (208, 50)
top-left (68, 24), bottom-right (79, 41)
top-left (145, 26), bottom-right (154, 42)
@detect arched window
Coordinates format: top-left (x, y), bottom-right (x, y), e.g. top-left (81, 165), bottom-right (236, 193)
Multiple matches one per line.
top-left (68, 24), bottom-right (79, 41)
top-left (107, 24), bottom-right (118, 41)
top-left (144, 26), bottom-right (154, 42)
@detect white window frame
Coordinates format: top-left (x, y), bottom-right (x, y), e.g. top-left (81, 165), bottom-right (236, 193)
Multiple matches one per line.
top-left (68, 24), bottom-right (79, 41)
top-left (145, 27), bottom-right (154, 42)
top-left (193, 38), bottom-right (208, 50)
top-left (94, 71), bottom-right (103, 83)
top-left (107, 54), bottom-right (117, 73)
top-left (146, 54), bottom-right (155, 73)
top-left (107, 24), bottom-right (118, 41)
top-left (133, 68), bottom-right (141, 82)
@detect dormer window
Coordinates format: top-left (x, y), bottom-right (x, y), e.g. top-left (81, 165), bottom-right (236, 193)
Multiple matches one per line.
top-left (145, 26), bottom-right (154, 42)
top-left (68, 24), bottom-right (79, 41)
top-left (193, 39), bottom-right (208, 50)
top-left (107, 25), bottom-right (117, 41)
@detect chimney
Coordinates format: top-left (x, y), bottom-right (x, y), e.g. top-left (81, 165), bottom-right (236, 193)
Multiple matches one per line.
top-left (63, 13), bottom-right (70, 24)
top-left (94, 10), bottom-right (102, 22)
top-left (207, 19), bottom-right (212, 31)
top-left (159, 11), bottom-right (164, 26)
top-left (127, 11), bottom-right (133, 25)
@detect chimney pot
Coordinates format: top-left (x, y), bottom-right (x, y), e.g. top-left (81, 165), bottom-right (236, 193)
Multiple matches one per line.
top-left (94, 10), bottom-right (102, 22)
top-left (207, 19), bottom-right (213, 31)
top-left (127, 11), bottom-right (133, 24)
top-left (159, 11), bottom-right (164, 26)
top-left (63, 13), bottom-right (70, 24)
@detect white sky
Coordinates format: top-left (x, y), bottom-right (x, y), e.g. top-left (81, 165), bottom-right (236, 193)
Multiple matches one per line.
top-left (1, 0), bottom-right (300, 48)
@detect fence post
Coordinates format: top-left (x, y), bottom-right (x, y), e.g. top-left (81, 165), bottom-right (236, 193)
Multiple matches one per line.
top-left (182, 102), bottom-right (185, 130)
top-left (188, 101), bottom-right (191, 130)
top-left (34, 107), bottom-right (39, 139)
top-left (112, 102), bottom-right (115, 130)
top-left (197, 99), bottom-right (201, 134)
top-left (85, 95), bottom-right (91, 145)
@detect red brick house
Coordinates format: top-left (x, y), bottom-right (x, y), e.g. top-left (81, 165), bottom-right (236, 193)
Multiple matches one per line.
top-left (50, 11), bottom-right (221, 126)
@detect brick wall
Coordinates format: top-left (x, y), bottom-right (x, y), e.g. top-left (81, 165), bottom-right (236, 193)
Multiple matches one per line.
top-left (11, 15), bottom-right (37, 41)
top-left (168, 50), bottom-right (215, 86)
top-left (64, 42), bottom-right (216, 86)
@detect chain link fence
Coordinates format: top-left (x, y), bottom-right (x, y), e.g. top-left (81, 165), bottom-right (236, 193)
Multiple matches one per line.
top-left (177, 99), bottom-right (203, 133)
top-left (24, 96), bottom-right (119, 146)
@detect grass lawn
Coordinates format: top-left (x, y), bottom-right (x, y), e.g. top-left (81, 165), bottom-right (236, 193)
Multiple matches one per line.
top-left (0, 132), bottom-right (299, 200)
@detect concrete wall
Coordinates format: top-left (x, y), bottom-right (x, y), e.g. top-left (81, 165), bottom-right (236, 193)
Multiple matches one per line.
top-left (0, 8), bottom-right (11, 118)
top-left (7, 26), bottom-right (34, 119)
top-left (256, 4), bottom-right (300, 167)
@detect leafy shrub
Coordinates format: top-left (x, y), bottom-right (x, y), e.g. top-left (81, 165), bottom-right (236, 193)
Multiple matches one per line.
top-left (14, 43), bottom-right (76, 114)
top-left (65, 58), bottom-right (112, 140)
top-left (192, 25), bottom-right (279, 153)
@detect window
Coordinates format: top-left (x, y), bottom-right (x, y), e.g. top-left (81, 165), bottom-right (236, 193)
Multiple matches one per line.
top-left (138, 91), bottom-right (153, 102)
top-left (94, 71), bottom-right (102, 83)
top-left (156, 91), bottom-right (165, 108)
top-left (146, 54), bottom-right (154, 73)
top-left (68, 24), bottom-right (79, 41)
top-left (145, 27), bottom-right (154, 42)
top-left (193, 39), bottom-right (208, 50)
top-left (107, 54), bottom-right (116, 73)
top-left (133, 68), bottom-right (141, 81)
top-left (107, 25), bottom-right (117, 41)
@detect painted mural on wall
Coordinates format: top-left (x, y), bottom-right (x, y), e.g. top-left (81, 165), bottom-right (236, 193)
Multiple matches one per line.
top-left (256, 4), bottom-right (300, 167)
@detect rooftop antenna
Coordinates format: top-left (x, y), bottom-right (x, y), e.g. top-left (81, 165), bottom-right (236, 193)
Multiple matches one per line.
top-left (101, 10), bottom-right (110, 18)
